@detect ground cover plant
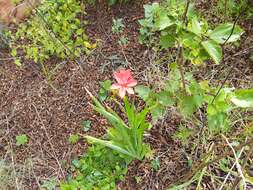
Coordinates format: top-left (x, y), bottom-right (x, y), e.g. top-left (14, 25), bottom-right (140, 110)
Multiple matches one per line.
top-left (0, 0), bottom-right (253, 189)
top-left (8, 0), bottom-right (95, 66)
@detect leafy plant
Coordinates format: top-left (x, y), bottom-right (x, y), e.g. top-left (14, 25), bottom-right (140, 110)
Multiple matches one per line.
top-left (16, 134), bottom-right (29, 146)
top-left (9, 0), bottom-right (95, 65)
top-left (173, 125), bottom-right (193, 145)
top-left (85, 90), bottom-right (151, 160)
top-left (215, 0), bottom-right (253, 21)
top-left (139, 1), bottom-right (244, 64)
top-left (41, 177), bottom-right (57, 190)
top-left (118, 36), bottom-right (128, 46)
top-left (151, 157), bottom-right (160, 171)
top-left (60, 145), bottom-right (128, 190)
top-left (112, 18), bottom-right (125, 34)
top-left (68, 134), bottom-right (80, 144)
top-left (108, 0), bottom-right (130, 6)
top-left (81, 120), bottom-right (92, 132)
top-left (98, 80), bottom-right (112, 102)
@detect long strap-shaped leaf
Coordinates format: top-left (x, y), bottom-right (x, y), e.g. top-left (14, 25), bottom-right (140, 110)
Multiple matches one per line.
top-left (85, 136), bottom-right (138, 159)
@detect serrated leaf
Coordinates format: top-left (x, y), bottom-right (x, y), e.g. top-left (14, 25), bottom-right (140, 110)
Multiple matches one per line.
top-left (81, 120), bottom-right (92, 132)
top-left (160, 34), bottom-right (175, 49)
top-left (156, 91), bottom-right (174, 106)
top-left (208, 23), bottom-right (244, 44)
top-left (135, 85), bottom-right (151, 101)
top-left (201, 40), bottom-right (222, 64)
top-left (231, 89), bottom-right (253, 108)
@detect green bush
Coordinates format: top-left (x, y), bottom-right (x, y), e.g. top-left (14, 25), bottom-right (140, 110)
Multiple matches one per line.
top-left (10, 0), bottom-right (95, 65)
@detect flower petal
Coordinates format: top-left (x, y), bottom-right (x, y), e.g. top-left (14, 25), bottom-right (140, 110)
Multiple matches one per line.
top-left (126, 88), bottom-right (134, 95)
top-left (114, 69), bottom-right (132, 84)
top-left (118, 87), bottom-right (126, 98)
top-left (111, 83), bottom-right (121, 90)
top-left (126, 79), bottom-right (137, 87)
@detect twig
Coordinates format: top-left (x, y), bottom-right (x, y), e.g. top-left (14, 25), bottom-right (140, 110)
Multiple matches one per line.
top-left (211, 8), bottom-right (244, 103)
top-left (222, 135), bottom-right (247, 190)
top-left (32, 104), bottom-right (65, 178)
top-left (231, 145), bottom-right (253, 190)
top-left (211, 66), bottom-right (233, 104)
top-left (169, 136), bottom-right (253, 188)
top-left (222, 10), bottom-right (243, 46)
top-left (218, 148), bottom-right (244, 190)
top-left (177, 0), bottom-right (190, 94)
top-left (9, 143), bottom-right (20, 190)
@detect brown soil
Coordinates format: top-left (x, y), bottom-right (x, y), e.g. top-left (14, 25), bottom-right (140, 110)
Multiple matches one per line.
top-left (0, 0), bottom-right (252, 190)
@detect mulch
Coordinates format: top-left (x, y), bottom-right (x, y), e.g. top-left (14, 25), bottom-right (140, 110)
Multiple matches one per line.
top-left (0, 0), bottom-right (252, 190)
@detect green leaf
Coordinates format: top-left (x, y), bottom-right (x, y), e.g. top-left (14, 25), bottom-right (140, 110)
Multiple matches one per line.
top-left (16, 134), bottom-right (28, 146)
top-left (14, 59), bottom-right (22, 66)
top-left (156, 91), bottom-right (174, 106)
top-left (135, 85), bottom-right (151, 101)
top-left (208, 23), bottom-right (244, 44)
top-left (68, 134), bottom-right (80, 144)
top-left (85, 136), bottom-right (137, 159)
top-left (81, 120), bottom-right (92, 132)
top-left (179, 94), bottom-right (203, 117)
top-left (151, 158), bottom-right (160, 171)
top-left (231, 89), bottom-right (253, 108)
top-left (98, 80), bottom-right (112, 102)
top-left (108, 0), bottom-right (117, 6)
top-left (160, 34), bottom-right (175, 49)
top-left (150, 105), bottom-right (165, 120)
top-left (201, 40), bottom-right (222, 64)
top-left (190, 17), bottom-right (202, 36)
top-left (41, 178), bottom-right (57, 190)
top-left (155, 10), bottom-right (173, 31)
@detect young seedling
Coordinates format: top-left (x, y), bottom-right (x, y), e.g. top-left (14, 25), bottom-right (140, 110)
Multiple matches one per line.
top-left (16, 134), bottom-right (28, 146)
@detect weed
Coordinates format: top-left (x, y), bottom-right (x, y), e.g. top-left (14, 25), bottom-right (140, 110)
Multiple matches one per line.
top-left (16, 134), bottom-right (28, 146)
top-left (112, 18), bottom-right (125, 34)
top-left (68, 134), bottom-right (80, 144)
top-left (60, 145), bottom-right (128, 190)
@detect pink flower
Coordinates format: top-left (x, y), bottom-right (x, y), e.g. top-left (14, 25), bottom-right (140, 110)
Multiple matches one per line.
top-left (111, 69), bottom-right (137, 98)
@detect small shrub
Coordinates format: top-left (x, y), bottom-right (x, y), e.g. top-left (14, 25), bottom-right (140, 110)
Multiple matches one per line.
top-left (9, 0), bottom-right (95, 65)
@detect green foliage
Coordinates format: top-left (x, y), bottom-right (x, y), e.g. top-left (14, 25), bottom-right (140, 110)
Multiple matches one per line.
top-left (118, 36), bottom-right (128, 46)
top-left (81, 120), bottom-right (92, 132)
top-left (10, 0), bottom-right (94, 64)
top-left (107, 0), bottom-right (130, 6)
top-left (215, 0), bottom-right (253, 21)
top-left (112, 18), bottom-right (125, 34)
top-left (68, 134), bottom-right (80, 144)
top-left (151, 157), bottom-right (160, 171)
top-left (231, 89), bottom-right (253, 108)
top-left (173, 125), bottom-right (193, 145)
top-left (60, 145), bottom-right (128, 190)
top-left (41, 178), bottom-right (57, 190)
top-left (98, 80), bottom-right (112, 102)
top-left (139, 2), bottom-right (244, 64)
top-left (85, 91), bottom-right (151, 160)
top-left (16, 134), bottom-right (29, 146)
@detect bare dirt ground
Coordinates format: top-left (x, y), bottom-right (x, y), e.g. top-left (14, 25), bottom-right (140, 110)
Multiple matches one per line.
top-left (0, 0), bottom-right (252, 189)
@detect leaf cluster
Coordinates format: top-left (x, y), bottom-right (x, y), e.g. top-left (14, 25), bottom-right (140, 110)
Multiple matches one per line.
top-left (139, 1), bottom-right (244, 64)
top-left (60, 145), bottom-right (128, 190)
top-left (86, 91), bottom-right (151, 161)
top-left (10, 0), bottom-right (95, 65)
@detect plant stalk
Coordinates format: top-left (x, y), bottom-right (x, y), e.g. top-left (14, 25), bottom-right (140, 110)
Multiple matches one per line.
top-left (177, 0), bottom-right (190, 94)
